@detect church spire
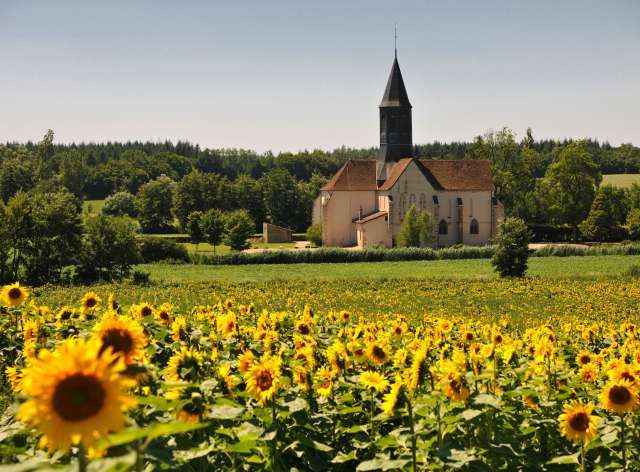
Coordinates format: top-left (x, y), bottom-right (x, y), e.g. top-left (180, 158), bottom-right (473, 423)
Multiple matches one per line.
top-left (377, 48), bottom-right (413, 185)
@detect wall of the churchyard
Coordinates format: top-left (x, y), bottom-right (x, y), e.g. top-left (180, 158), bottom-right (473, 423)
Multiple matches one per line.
top-left (319, 190), bottom-right (377, 247)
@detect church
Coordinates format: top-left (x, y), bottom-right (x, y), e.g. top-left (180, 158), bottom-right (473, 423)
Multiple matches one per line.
top-left (312, 54), bottom-right (504, 248)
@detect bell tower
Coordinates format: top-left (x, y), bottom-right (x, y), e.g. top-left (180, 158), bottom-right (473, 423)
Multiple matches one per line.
top-left (377, 51), bottom-right (412, 186)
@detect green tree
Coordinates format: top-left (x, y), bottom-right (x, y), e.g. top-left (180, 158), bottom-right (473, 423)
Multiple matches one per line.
top-left (579, 185), bottom-right (629, 241)
top-left (102, 191), bottom-right (137, 217)
top-left (173, 171), bottom-right (232, 228)
top-left (0, 158), bottom-right (38, 202)
top-left (305, 224), bottom-right (322, 246)
top-left (186, 210), bottom-right (204, 251)
top-left (135, 176), bottom-right (175, 233)
top-left (261, 169), bottom-right (302, 230)
top-left (626, 208), bottom-right (640, 241)
top-left (77, 215), bottom-right (141, 282)
top-left (491, 217), bottom-right (531, 278)
top-left (417, 209), bottom-right (436, 247)
top-left (201, 208), bottom-right (226, 253)
top-left (232, 174), bottom-right (266, 231)
top-left (540, 142), bottom-right (601, 239)
top-left (58, 150), bottom-right (88, 197)
top-left (224, 209), bottom-right (255, 251)
top-left (398, 205), bottom-right (421, 247)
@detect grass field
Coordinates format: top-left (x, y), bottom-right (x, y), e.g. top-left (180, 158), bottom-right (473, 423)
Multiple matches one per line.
top-left (601, 173), bottom-right (640, 188)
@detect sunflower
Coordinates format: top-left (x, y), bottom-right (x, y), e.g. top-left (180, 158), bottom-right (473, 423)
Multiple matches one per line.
top-left (1, 282), bottom-right (28, 307)
top-left (217, 312), bottom-right (238, 339)
top-left (406, 348), bottom-right (428, 393)
top-left (382, 375), bottom-right (403, 415)
top-left (23, 320), bottom-right (39, 342)
top-left (218, 363), bottom-right (236, 398)
top-left (576, 350), bottom-right (594, 366)
top-left (93, 315), bottom-right (147, 366)
top-left (359, 371), bottom-right (389, 393)
top-left (601, 380), bottom-right (639, 414)
top-left (5, 366), bottom-right (23, 393)
top-left (366, 341), bottom-right (389, 365)
top-left (238, 350), bottom-right (256, 374)
top-left (107, 294), bottom-right (120, 312)
top-left (443, 372), bottom-right (470, 402)
top-left (608, 363), bottom-right (639, 387)
top-left (165, 347), bottom-right (205, 383)
top-left (17, 338), bottom-right (134, 452)
top-left (155, 303), bottom-right (173, 325)
top-left (437, 319), bottom-right (453, 333)
top-left (135, 302), bottom-right (154, 319)
top-left (80, 292), bottom-right (101, 313)
top-left (55, 306), bottom-right (76, 326)
top-left (244, 354), bottom-right (281, 406)
top-left (171, 316), bottom-right (188, 342)
top-left (558, 400), bottom-right (599, 444)
top-left (339, 310), bottom-right (351, 322)
top-left (314, 366), bottom-right (334, 397)
top-left (295, 319), bottom-right (312, 336)
top-left (579, 363), bottom-right (599, 382)
top-left (293, 367), bottom-right (310, 392)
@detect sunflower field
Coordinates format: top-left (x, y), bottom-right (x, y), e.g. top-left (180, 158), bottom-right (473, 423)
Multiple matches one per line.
top-left (1, 281), bottom-right (640, 471)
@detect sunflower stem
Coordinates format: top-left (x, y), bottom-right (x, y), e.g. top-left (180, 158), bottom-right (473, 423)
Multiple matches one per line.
top-left (580, 442), bottom-right (585, 472)
top-left (271, 399), bottom-right (278, 467)
top-left (135, 439), bottom-right (144, 472)
top-left (621, 415), bottom-right (626, 471)
top-left (369, 389), bottom-right (375, 440)
top-left (77, 444), bottom-right (88, 472)
top-left (407, 399), bottom-right (417, 472)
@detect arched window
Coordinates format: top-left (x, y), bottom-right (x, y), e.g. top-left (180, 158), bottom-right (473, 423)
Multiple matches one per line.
top-left (470, 218), bottom-right (479, 235)
top-left (438, 220), bottom-right (448, 235)
top-left (419, 193), bottom-right (426, 209)
top-left (409, 193), bottom-right (416, 209)
top-left (400, 194), bottom-right (406, 220)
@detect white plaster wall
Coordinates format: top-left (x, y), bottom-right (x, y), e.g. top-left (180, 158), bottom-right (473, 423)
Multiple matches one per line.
top-left (356, 216), bottom-right (392, 248)
top-left (321, 190), bottom-right (377, 247)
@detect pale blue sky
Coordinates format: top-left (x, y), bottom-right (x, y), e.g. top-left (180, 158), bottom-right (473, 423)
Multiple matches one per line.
top-left (1, 1), bottom-right (639, 152)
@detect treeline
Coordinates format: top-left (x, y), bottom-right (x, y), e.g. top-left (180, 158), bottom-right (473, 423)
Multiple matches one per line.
top-left (2, 129), bottom-right (640, 237)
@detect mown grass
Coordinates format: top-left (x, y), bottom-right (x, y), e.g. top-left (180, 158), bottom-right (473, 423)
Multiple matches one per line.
top-left (137, 255), bottom-right (640, 283)
top-left (601, 173), bottom-right (640, 188)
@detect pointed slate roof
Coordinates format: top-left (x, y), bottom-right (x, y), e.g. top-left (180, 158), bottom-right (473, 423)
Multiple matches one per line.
top-left (380, 57), bottom-right (411, 108)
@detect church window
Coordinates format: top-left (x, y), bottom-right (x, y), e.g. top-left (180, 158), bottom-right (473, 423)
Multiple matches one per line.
top-left (409, 194), bottom-right (416, 208)
top-left (432, 195), bottom-right (439, 205)
top-left (419, 193), bottom-right (426, 209)
top-left (457, 197), bottom-right (463, 206)
top-left (438, 220), bottom-right (448, 235)
top-left (400, 194), bottom-right (406, 219)
top-left (470, 219), bottom-right (479, 235)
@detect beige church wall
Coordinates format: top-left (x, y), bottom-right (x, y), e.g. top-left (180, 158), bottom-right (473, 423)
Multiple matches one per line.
top-left (434, 191), bottom-right (495, 247)
top-left (320, 190), bottom-right (377, 247)
top-left (356, 215), bottom-right (392, 248)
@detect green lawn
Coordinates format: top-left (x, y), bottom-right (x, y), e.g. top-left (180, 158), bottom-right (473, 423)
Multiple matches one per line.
top-left (601, 174), bottom-right (640, 188)
top-left (138, 254), bottom-right (640, 283)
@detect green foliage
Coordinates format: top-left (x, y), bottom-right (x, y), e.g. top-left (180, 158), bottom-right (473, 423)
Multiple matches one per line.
top-left (0, 157), bottom-right (38, 202)
top-left (579, 185), bottom-right (629, 241)
top-left (58, 150), bottom-right (88, 197)
top-left (186, 211), bottom-right (204, 245)
top-left (224, 209), bottom-right (255, 251)
top-left (398, 205), bottom-right (435, 247)
top-left (102, 191), bottom-right (137, 217)
top-left (0, 189), bottom-right (82, 284)
top-left (139, 237), bottom-right (189, 263)
top-left (305, 224), bottom-right (323, 246)
top-left (540, 142), bottom-right (601, 235)
top-left (201, 208), bottom-right (226, 252)
top-left (135, 176), bottom-right (176, 233)
top-left (77, 215), bottom-right (141, 282)
top-left (232, 174), bottom-right (266, 231)
top-left (491, 217), bottom-right (531, 277)
top-left (173, 171), bottom-right (231, 228)
top-left (261, 168), bottom-right (309, 231)
top-left (626, 208), bottom-right (640, 241)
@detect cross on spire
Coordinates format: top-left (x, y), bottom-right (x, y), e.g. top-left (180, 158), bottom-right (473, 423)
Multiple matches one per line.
top-left (394, 23), bottom-right (397, 58)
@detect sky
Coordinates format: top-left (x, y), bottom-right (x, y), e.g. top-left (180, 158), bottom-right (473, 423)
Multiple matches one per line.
top-left (1, 0), bottom-right (639, 153)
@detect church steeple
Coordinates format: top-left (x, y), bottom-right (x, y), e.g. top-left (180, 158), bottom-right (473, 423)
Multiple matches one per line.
top-left (377, 53), bottom-right (413, 186)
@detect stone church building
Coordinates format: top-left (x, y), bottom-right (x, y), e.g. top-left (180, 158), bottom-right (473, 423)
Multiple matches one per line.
top-left (312, 54), bottom-right (503, 248)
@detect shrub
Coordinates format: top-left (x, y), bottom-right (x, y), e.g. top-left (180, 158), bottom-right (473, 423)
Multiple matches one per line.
top-left (131, 269), bottom-right (151, 285)
top-left (224, 209), bottom-right (255, 251)
top-left (102, 191), bottom-right (137, 218)
top-left (76, 215), bottom-right (141, 282)
top-left (135, 176), bottom-right (176, 233)
top-left (186, 211), bottom-right (204, 247)
top-left (305, 224), bottom-right (322, 247)
top-left (201, 208), bottom-right (225, 253)
top-left (139, 237), bottom-right (189, 263)
top-left (491, 217), bottom-right (531, 277)
top-left (626, 208), bottom-right (640, 241)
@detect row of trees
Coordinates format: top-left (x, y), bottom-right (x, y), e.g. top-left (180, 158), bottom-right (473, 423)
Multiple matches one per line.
top-left (102, 168), bottom-right (323, 233)
top-left (0, 188), bottom-right (140, 285)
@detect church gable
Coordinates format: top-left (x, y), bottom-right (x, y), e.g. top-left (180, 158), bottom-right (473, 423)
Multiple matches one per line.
top-left (379, 158), bottom-right (443, 191)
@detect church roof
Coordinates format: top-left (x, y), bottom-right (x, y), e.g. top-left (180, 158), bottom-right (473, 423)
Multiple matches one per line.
top-left (321, 159), bottom-right (495, 192)
top-left (354, 210), bottom-right (388, 224)
top-left (380, 57), bottom-right (411, 108)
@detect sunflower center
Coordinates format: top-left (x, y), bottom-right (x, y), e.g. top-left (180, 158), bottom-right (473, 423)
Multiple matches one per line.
top-left (141, 306), bottom-right (152, 317)
top-left (60, 310), bottom-right (72, 320)
top-left (101, 329), bottom-right (133, 355)
top-left (620, 372), bottom-right (635, 383)
top-left (52, 374), bottom-right (105, 422)
top-left (85, 298), bottom-right (97, 308)
top-left (8, 287), bottom-right (22, 300)
top-left (609, 385), bottom-right (631, 405)
top-left (160, 311), bottom-right (170, 321)
top-left (568, 412), bottom-right (589, 432)
top-left (580, 356), bottom-right (590, 364)
top-left (257, 370), bottom-right (273, 391)
top-left (298, 324), bottom-right (310, 335)
top-left (372, 346), bottom-right (386, 360)
top-left (494, 335), bottom-right (503, 344)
